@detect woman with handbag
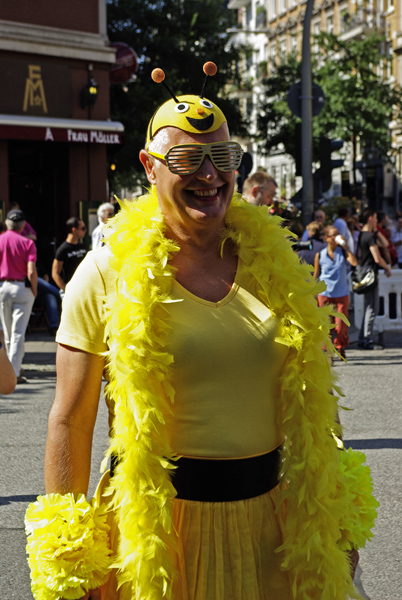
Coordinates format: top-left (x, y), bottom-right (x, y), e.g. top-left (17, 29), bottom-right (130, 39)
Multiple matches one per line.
top-left (314, 226), bottom-right (358, 359)
top-left (357, 208), bottom-right (391, 350)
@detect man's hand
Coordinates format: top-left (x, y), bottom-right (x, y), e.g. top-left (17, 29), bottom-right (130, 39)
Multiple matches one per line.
top-left (82, 590), bottom-right (102, 600)
top-left (348, 549), bottom-right (359, 580)
top-left (62, 590), bottom-right (101, 600)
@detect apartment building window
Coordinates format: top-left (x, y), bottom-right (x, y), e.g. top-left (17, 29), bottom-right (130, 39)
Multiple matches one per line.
top-left (246, 98), bottom-right (253, 119)
top-left (289, 0), bottom-right (297, 9)
top-left (279, 37), bottom-right (287, 61)
top-left (270, 41), bottom-right (277, 68)
top-left (312, 21), bottom-right (321, 52)
top-left (279, 0), bottom-right (287, 15)
top-left (256, 2), bottom-right (267, 27)
top-left (313, 21), bottom-right (321, 35)
top-left (326, 14), bottom-right (334, 34)
top-left (269, 0), bottom-right (277, 20)
top-left (246, 3), bottom-right (253, 26)
top-left (255, 0), bottom-right (261, 21)
top-left (290, 33), bottom-right (298, 54)
top-left (366, 0), bottom-right (376, 15)
top-left (386, 42), bottom-right (393, 79)
top-left (281, 164), bottom-right (288, 194)
top-left (246, 48), bottom-right (253, 71)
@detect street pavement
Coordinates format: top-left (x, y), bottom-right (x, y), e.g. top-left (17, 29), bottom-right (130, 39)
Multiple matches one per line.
top-left (1, 325), bottom-right (401, 600)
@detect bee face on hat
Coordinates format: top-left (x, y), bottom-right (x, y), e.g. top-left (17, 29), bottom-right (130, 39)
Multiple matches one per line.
top-left (145, 62), bottom-right (227, 148)
top-left (146, 94), bottom-right (226, 147)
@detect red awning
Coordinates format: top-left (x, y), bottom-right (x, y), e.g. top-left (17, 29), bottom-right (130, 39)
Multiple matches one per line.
top-left (0, 114), bottom-right (124, 144)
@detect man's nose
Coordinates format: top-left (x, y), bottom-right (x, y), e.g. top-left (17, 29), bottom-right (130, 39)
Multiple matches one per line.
top-left (195, 156), bottom-right (218, 180)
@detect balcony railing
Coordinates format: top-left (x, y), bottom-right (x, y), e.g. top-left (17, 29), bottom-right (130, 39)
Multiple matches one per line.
top-left (340, 7), bottom-right (385, 35)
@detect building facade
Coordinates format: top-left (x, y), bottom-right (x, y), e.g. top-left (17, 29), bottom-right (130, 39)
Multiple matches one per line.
top-left (229, 0), bottom-right (402, 213)
top-left (0, 0), bottom-right (123, 271)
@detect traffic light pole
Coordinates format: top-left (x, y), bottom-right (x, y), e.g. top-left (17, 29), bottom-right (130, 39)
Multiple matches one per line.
top-left (301, 0), bottom-right (314, 228)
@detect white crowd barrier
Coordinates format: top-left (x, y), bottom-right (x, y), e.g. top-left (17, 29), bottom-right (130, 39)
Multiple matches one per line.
top-left (354, 269), bottom-right (402, 332)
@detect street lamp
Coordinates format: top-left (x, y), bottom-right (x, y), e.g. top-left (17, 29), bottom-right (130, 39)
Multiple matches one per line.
top-left (80, 66), bottom-right (99, 110)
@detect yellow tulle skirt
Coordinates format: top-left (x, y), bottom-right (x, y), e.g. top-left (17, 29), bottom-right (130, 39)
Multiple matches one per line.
top-left (97, 473), bottom-right (292, 600)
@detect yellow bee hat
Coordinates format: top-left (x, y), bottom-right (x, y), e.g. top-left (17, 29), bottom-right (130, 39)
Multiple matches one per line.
top-left (145, 62), bottom-right (227, 148)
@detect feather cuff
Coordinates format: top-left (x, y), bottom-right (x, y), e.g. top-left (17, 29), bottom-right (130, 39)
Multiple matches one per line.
top-left (25, 493), bottom-right (113, 600)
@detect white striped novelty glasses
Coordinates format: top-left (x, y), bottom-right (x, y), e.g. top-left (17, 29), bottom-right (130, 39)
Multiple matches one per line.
top-left (148, 141), bottom-right (244, 175)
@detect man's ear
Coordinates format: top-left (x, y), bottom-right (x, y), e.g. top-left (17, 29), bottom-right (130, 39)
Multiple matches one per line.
top-left (251, 185), bottom-right (260, 199)
top-left (139, 150), bottom-right (157, 185)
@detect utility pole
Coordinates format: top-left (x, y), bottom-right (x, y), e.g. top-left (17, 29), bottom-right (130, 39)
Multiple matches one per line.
top-left (301, 0), bottom-right (314, 228)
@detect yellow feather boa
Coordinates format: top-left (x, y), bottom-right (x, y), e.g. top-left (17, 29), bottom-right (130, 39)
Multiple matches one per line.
top-left (102, 189), bottom-right (377, 600)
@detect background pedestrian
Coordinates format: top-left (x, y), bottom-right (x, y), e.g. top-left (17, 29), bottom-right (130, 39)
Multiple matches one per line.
top-left (357, 208), bottom-right (391, 350)
top-left (0, 209), bottom-right (37, 383)
top-left (91, 202), bottom-right (115, 250)
top-left (52, 217), bottom-right (87, 300)
top-left (242, 172), bottom-right (277, 206)
top-left (314, 225), bottom-right (357, 359)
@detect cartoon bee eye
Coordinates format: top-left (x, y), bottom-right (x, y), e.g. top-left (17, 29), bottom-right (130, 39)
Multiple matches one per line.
top-left (199, 99), bottom-right (213, 109)
top-left (175, 103), bottom-right (190, 113)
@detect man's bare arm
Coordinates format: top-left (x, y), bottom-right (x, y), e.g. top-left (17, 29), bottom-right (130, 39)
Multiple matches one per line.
top-left (52, 259), bottom-right (66, 291)
top-left (370, 244), bottom-right (392, 277)
top-left (45, 344), bottom-right (105, 496)
top-left (0, 342), bottom-right (16, 394)
top-left (27, 261), bottom-right (38, 297)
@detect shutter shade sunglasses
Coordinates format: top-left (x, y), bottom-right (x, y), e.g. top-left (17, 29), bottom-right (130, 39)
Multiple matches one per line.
top-left (147, 141), bottom-right (244, 175)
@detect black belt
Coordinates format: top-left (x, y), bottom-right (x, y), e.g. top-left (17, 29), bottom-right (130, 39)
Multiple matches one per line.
top-left (172, 447), bottom-right (282, 502)
top-left (110, 447), bottom-right (282, 502)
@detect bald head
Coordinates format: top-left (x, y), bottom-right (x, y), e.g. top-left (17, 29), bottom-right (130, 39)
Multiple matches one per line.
top-left (243, 172), bottom-right (277, 206)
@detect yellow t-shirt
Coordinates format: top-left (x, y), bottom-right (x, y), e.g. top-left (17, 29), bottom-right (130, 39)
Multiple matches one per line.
top-left (57, 247), bottom-right (288, 458)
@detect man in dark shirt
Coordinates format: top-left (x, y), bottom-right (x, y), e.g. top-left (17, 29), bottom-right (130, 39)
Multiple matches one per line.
top-left (357, 208), bottom-right (391, 349)
top-left (52, 217), bottom-right (87, 298)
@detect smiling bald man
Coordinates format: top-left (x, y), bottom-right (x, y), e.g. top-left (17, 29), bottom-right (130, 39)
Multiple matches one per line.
top-left (25, 65), bottom-right (377, 600)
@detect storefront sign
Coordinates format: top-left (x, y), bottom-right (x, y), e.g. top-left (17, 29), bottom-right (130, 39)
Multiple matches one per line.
top-left (67, 129), bottom-right (121, 144)
top-left (0, 123), bottom-right (123, 144)
top-left (0, 58), bottom-right (72, 117)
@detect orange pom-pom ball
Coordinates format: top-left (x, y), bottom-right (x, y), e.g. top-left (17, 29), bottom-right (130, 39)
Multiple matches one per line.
top-left (203, 62), bottom-right (217, 77)
top-left (151, 68), bottom-right (165, 83)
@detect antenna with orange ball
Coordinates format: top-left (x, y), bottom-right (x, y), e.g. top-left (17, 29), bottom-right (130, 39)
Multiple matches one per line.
top-left (151, 68), bottom-right (179, 103)
top-left (200, 61), bottom-right (217, 98)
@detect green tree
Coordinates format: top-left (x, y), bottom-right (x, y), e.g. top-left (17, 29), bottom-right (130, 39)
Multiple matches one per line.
top-left (256, 32), bottom-right (402, 195)
top-left (107, 0), bottom-right (246, 190)
top-left (255, 52), bottom-right (301, 160)
top-left (315, 32), bottom-right (402, 193)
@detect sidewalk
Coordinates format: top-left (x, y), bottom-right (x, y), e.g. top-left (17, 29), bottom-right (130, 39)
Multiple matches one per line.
top-left (347, 306), bottom-right (402, 349)
top-left (23, 330), bottom-right (57, 372)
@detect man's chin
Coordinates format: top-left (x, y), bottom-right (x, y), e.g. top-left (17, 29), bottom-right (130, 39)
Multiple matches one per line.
top-left (186, 202), bottom-right (224, 219)
top-left (181, 199), bottom-right (232, 228)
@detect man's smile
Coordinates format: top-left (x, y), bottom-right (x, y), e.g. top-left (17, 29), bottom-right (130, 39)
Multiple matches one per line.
top-left (192, 188), bottom-right (218, 198)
